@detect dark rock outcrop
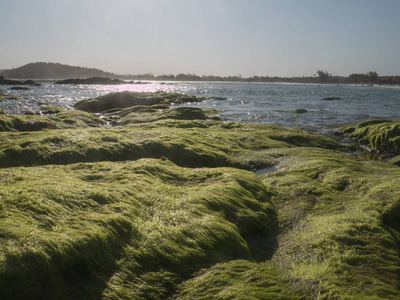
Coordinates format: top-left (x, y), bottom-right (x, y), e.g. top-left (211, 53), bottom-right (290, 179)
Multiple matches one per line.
top-left (55, 77), bottom-right (133, 85)
top-left (0, 76), bottom-right (41, 86)
top-left (75, 91), bottom-right (202, 112)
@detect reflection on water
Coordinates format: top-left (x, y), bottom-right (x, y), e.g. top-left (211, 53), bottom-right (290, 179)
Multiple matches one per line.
top-left (255, 166), bottom-right (278, 176)
top-left (0, 81), bottom-right (399, 133)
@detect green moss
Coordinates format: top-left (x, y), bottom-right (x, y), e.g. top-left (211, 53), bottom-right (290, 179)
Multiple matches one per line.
top-left (0, 159), bottom-right (276, 299)
top-left (0, 115), bottom-right (55, 131)
top-left (388, 155), bottom-right (400, 166)
top-left (339, 120), bottom-right (400, 155)
top-left (0, 111), bottom-right (105, 132)
top-left (0, 104), bottom-right (399, 298)
top-left (178, 260), bottom-right (305, 299)
top-left (40, 105), bottom-right (65, 114)
top-left (0, 120), bottom-right (341, 169)
top-left (54, 110), bottom-right (106, 127)
top-left (260, 147), bottom-right (400, 298)
top-left (112, 106), bottom-right (211, 125)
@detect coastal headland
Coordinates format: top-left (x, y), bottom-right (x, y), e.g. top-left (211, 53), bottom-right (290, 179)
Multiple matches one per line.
top-left (0, 90), bottom-right (399, 299)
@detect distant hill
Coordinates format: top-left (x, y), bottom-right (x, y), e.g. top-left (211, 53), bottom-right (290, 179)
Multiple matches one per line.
top-left (0, 62), bottom-right (118, 80)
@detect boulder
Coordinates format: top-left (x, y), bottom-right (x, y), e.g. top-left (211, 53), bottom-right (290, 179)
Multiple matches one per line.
top-left (294, 108), bottom-right (308, 113)
top-left (75, 91), bottom-right (203, 112)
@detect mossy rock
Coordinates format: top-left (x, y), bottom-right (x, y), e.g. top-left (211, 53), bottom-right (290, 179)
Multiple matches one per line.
top-left (257, 147), bottom-right (400, 298)
top-left (115, 106), bottom-right (209, 125)
top-left (340, 119), bottom-right (400, 154)
top-left (0, 115), bottom-right (55, 131)
top-left (54, 110), bottom-right (106, 127)
top-left (1, 147), bottom-right (398, 298)
top-left (388, 155), bottom-right (400, 166)
top-left (294, 108), bottom-right (308, 114)
top-left (0, 159), bottom-right (276, 299)
top-left (40, 105), bottom-right (65, 114)
top-left (0, 111), bottom-right (105, 132)
top-left (322, 96), bottom-right (341, 100)
top-left (0, 120), bottom-right (341, 169)
top-left (74, 91), bottom-right (202, 112)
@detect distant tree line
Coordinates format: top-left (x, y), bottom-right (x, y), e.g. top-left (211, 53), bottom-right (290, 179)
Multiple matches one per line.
top-left (3, 63), bottom-right (400, 85)
top-left (122, 70), bottom-right (400, 85)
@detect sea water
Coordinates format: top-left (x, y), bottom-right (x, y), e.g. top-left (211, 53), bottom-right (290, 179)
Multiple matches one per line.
top-left (1, 81), bottom-right (399, 133)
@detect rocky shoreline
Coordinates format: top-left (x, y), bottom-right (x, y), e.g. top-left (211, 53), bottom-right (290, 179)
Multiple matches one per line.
top-left (0, 91), bottom-right (399, 299)
top-left (0, 75), bottom-right (41, 86)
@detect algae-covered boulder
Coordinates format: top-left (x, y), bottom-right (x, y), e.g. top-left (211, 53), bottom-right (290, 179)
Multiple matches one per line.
top-left (0, 111), bottom-right (105, 132)
top-left (0, 159), bottom-right (276, 299)
top-left (74, 91), bottom-right (202, 112)
top-left (338, 119), bottom-right (400, 161)
top-left (113, 106), bottom-right (212, 125)
top-left (0, 120), bottom-right (341, 168)
top-left (257, 147), bottom-right (400, 299)
top-left (40, 105), bottom-right (65, 114)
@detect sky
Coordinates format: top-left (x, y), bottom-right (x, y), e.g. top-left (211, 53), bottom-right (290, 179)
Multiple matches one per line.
top-left (1, 0), bottom-right (399, 77)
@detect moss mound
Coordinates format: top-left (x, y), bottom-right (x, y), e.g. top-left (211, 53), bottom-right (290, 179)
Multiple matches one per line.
top-left (40, 105), bottom-right (65, 114)
top-left (338, 119), bottom-right (400, 163)
top-left (258, 147), bottom-right (400, 299)
top-left (0, 159), bottom-right (275, 299)
top-left (103, 106), bottom-right (220, 125)
top-left (0, 120), bottom-right (340, 169)
top-left (163, 146), bottom-right (400, 299)
top-left (74, 91), bottom-right (203, 112)
top-left (0, 110), bottom-right (105, 132)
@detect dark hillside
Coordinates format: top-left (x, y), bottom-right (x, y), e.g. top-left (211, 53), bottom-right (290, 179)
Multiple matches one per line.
top-left (0, 62), bottom-right (117, 79)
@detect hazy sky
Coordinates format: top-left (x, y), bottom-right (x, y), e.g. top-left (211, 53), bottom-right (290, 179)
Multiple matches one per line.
top-left (1, 0), bottom-right (399, 77)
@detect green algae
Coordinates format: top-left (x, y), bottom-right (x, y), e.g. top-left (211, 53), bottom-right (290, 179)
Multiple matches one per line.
top-left (338, 119), bottom-right (400, 158)
top-left (0, 96), bottom-right (399, 299)
top-left (0, 120), bottom-right (340, 169)
top-left (0, 110), bottom-right (105, 132)
top-left (40, 105), bottom-right (65, 114)
top-left (0, 159), bottom-right (275, 299)
top-left (104, 106), bottom-right (220, 125)
top-left (259, 147), bottom-right (400, 299)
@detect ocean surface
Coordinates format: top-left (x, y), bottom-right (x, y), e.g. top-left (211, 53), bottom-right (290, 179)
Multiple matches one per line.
top-left (1, 81), bottom-right (399, 134)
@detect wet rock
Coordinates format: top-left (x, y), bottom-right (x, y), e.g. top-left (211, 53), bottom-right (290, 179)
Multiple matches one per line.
top-left (294, 108), bottom-right (308, 113)
top-left (75, 91), bottom-right (203, 112)
top-left (0, 76), bottom-right (40, 86)
top-left (322, 97), bottom-right (341, 100)
top-left (206, 96), bottom-right (227, 100)
top-left (40, 105), bottom-right (65, 114)
top-left (0, 76), bottom-right (22, 85)
top-left (337, 119), bottom-right (400, 161)
top-left (23, 80), bottom-right (41, 86)
top-left (22, 110), bottom-right (36, 116)
top-left (55, 77), bottom-right (132, 85)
